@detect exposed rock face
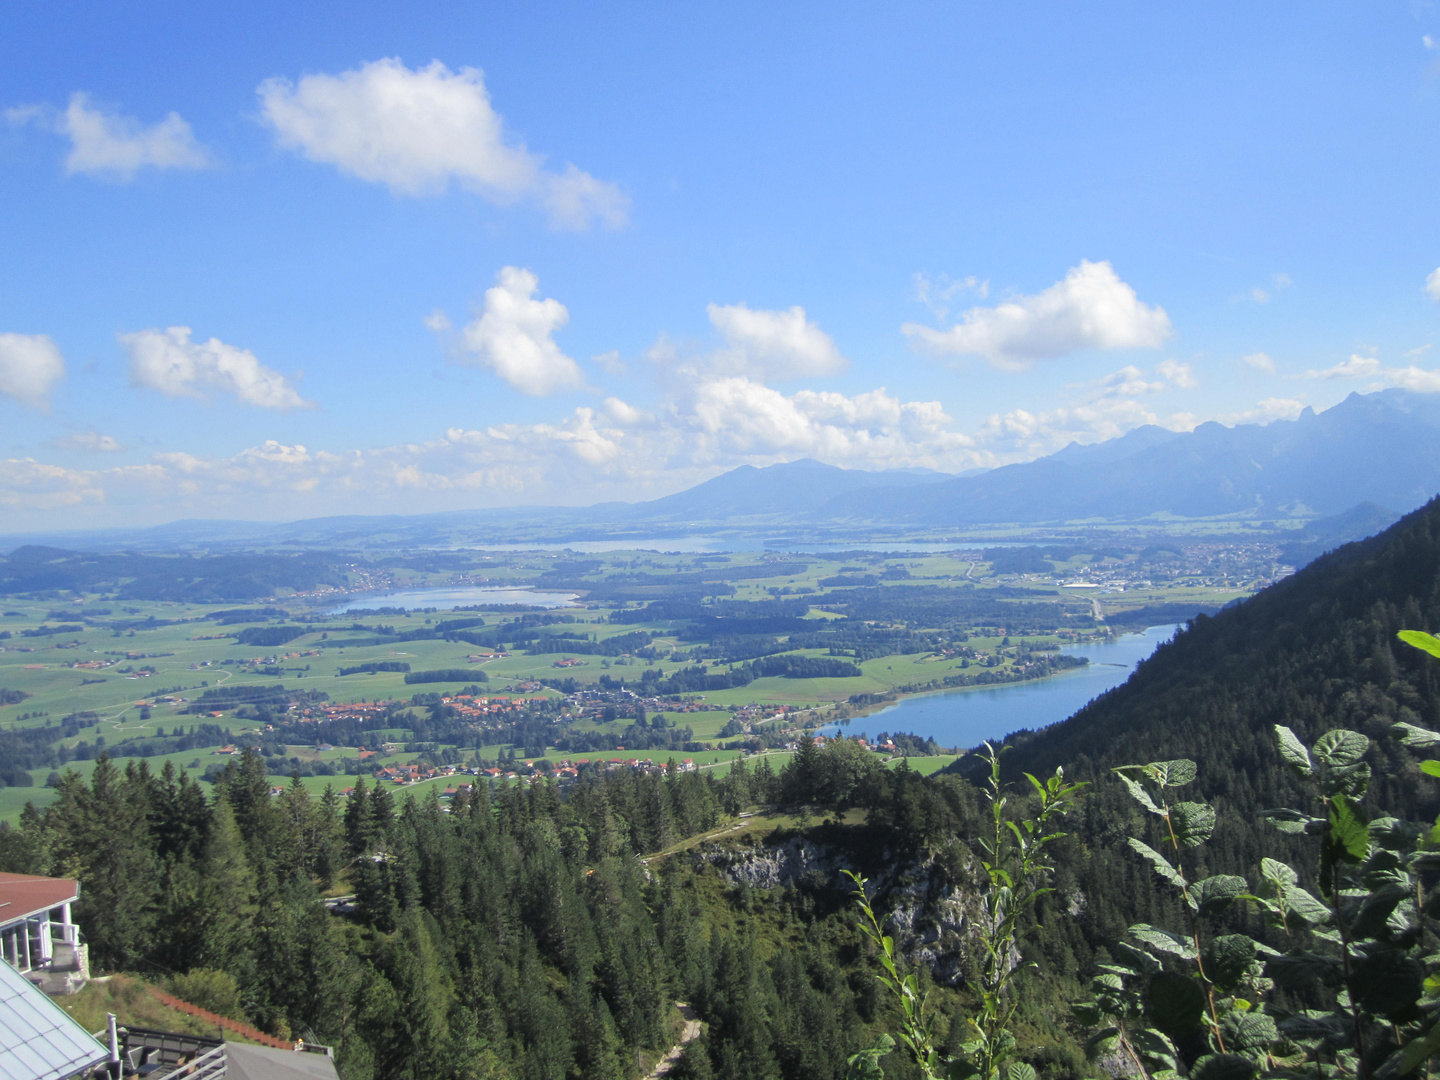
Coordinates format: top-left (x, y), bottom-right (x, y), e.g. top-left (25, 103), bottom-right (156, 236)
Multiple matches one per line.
top-left (698, 833), bottom-right (995, 986)
top-left (703, 834), bottom-right (854, 889)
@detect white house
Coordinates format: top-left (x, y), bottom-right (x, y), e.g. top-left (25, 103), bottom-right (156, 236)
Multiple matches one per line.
top-left (0, 871), bottom-right (89, 994)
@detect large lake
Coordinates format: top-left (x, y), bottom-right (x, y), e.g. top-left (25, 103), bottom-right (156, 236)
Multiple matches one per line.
top-left (821, 623), bottom-right (1178, 750)
top-left (328, 586), bottom-right (579, 614)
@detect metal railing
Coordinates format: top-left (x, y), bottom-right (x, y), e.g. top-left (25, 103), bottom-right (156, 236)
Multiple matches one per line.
top-left (150, 1042), bottom-right (227, 1079)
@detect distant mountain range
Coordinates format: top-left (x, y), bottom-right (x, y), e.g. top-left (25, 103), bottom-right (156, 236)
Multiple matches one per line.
top-left (4, 388), bottom-right (1437, 551)
top-left (828, 389), bottom-right (1440, 525)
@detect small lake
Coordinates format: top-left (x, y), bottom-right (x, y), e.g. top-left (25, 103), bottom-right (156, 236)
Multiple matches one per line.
top-left (821, 624), bottom-right (1178, 751)
top-left (327, 586), bottom-right (579, 614)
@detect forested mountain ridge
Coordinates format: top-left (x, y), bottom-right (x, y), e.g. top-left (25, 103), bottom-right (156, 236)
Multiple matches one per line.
top-left (1001, 489), bottom-right (1440, 784)
top-left (959, 489), bottom-right (1440, 969)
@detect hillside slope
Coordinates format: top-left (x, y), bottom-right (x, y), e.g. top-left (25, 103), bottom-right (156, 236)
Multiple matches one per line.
top-left (1003, 492), bottom-right (1440, 788)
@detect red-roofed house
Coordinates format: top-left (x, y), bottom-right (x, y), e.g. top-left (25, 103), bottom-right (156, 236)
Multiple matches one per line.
top-left (0, 872), bottom-right (88, 993)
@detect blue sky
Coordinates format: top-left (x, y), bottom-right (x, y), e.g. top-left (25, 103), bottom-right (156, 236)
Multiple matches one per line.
top-left (3, 2), bottom-right (1440, 529)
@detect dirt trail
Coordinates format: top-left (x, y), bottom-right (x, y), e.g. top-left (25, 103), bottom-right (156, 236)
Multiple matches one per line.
top-left (644, 1003), bottom-right (701, 1079)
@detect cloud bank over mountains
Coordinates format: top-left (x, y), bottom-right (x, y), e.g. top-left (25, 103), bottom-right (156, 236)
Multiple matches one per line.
top-left (7, 255), bottom-right (1439, 527)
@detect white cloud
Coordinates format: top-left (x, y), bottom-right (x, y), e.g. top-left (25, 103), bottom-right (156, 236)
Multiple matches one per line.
top-left (1217, 398), bottom-right (1305, 425)
top-left (121, 327), bottom-right (312, 410)
top-left (1158, 359), bottom-right (1199, 388)
top-left (901, 260), bottom-right (1172, 370)
top-left (7, 92), bottom-right (210, 179)
top-left (687, 378), bottom-right (971, 465)
top-left (1302, 353), bottom-right (1440, 393)
top-left (1251, 287), bottom-right (1270, 304)
top-left (0, 333), bottom-right (66, 405)
top-left (0, 375), bottom-right (1363, 527)
top-left (593, 350), bottom-right (627, 376)
top-left (452, 266), bottom-right (584, 396)
top-left (706, 303), bottom-right (847, 380)
top-left (51, 432), bottom-right (125, 453)
top-left (1426, 267), bottom-right (1440, 303)
top-left (1243, 352), bottom-right (1276, 373)
top-left (1303, 354), bottom-right (1381, 381)
top-left (423, 310), bottom-right (452, 333)
top-left (913, 272), bottom-right (988, 320)
top-left (1097, 365), bottom-right (1164, 397)
top-left (0, 459), bottom-right (106, 510)
top-left (258, 58), bottom-right (627, 229)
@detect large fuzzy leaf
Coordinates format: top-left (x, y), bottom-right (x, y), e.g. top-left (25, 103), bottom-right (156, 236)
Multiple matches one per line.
top-left (1392, 721), bottom-right (1440, 750)
top-left (1203, 934), bottom-right (1258, 994)
top-left (1274, 725), bottom-right (1313, 776)
top-left (1221, 1012), bottom-right (1279, 1054)
top-left (1128, 838), bottom-right (1188, 890)
top-left (1192, 875), bottom-right (1248, 917)
top-left (1313, 729), bottom-right (1369, 768)
top-left (1129, 923), bottom-right (1196, 960)
top-left (1398, 629), bottom-right (1440, 659)
top-left (1170, 802), bottom-right (1217, 847)
top-left (1116, 771), bottom-right (1164, 816)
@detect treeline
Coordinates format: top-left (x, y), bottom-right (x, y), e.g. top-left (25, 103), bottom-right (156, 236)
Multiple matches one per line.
top-left (338, 661), bottom-right (411, 676)
top-left (182, 684), bottom-right (329, 714)
top-left (0, 739), bottom-right (992, 1080)
top-left (527, 629), bottom-right (655, 656)
top-left (235, 625), bottom-right (310, 647)
top-left (404, 668), bottom-right (490, 685)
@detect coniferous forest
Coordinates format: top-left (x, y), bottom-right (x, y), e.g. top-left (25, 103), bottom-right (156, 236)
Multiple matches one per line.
top-left (9, 497), bottom-right (1440, 1079)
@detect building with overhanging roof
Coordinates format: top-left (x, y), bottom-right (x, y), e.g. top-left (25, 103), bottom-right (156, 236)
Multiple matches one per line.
top-left (0, 872), bottom-right (89, 995)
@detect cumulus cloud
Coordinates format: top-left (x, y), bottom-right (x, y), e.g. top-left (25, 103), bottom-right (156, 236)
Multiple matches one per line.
top-left (451, 266), bottom-right (584, 396)
top-left (122, 327), bottom-right (312, 409)
top-left (1243, 352), bottom-right (1276, 373)
top-left (0, 459), bottom-right (106, 510)
top-left (1302, 353), bottom-right (1440, 393)
top-left (6, 92), bottom-right (209, 179)
top-left (1158, 359), bottom-right (1199, 388)
top-left (0, 333), bottom-right (66, 405)
top-left (687, 378), bottom-right (971, 465)
top-left (51, 432), bottom-right (125, 453)
top-left (706, 303), bottom-right (847, 380)
top-left (902, 260), bottom-right (1172, 370)
top-left (258, 58), bottom-right (627, 229)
